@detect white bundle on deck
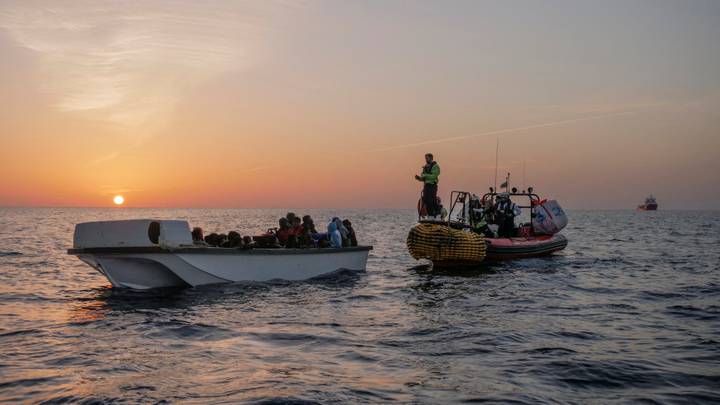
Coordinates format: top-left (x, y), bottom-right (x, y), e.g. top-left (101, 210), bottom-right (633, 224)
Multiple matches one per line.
top-left (532, 200), bottom-right (568, 235)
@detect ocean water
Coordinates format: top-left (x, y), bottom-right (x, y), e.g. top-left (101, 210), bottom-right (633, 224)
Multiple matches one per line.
top-left (0, 207), bottom-right (718, 404)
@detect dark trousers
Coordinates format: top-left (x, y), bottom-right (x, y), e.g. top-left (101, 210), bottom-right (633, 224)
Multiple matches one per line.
top-left (498, 216), bottom-right (515, 238)
top-left (422, 183), bottom-right (439, 216)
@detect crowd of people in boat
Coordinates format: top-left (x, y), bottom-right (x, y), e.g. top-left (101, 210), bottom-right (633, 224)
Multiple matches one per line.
top-left (468, 192), bottom-right (525, 238)
top-left (191, 213), bottom-right (359, 249)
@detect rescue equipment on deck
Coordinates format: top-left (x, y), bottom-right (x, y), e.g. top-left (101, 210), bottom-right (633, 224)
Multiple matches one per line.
top-left (531, 199), bottom-right (568, 235)
top-left (407, 222), bottom-right (486, 264)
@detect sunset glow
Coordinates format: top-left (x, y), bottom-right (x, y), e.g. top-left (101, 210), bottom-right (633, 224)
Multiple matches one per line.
top-left (0, 1), bottom-right (718, 209)
top-left (113, 196), bottom-right (125, 206)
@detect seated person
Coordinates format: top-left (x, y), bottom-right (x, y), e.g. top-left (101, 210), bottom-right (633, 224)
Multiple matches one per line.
top-left (291, 217), bottom-right (303, 236)
top-left (215, 233), bottom-right (228, 247)
top-left (327, 221), bottom-right (343, 248)
top-left (302, 215), bottom-right (317, 233)
top-left (204, 232), bottom-right (219, 246)
top-left (276, 218), bottom-right (293, 246)
top-left (297, 225), bottom-right (315, 248)
top-left (224, 231), bottom-right (242, 248)
top-left (283, 217), bottom-right (302, 248)
top-left (471, 217), bottom-right (496, 238)
top-left (191, 227), bottom-right (204, 242)
top-left (342, 219), bottom-right (358, 247)
top-left (333, 217), bottom-right (350, 247)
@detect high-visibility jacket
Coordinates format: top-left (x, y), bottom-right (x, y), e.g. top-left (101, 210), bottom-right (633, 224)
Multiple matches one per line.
top-left (421, 161), bottom-right (440, 185)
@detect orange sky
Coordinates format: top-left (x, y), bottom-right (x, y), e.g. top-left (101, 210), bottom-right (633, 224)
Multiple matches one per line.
top-left (1, 1), bottom-right (719, 209)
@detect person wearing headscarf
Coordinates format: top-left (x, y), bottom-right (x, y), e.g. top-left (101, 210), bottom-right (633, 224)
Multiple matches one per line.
top-left (327, 221), bottom-right (343, 248)
top-left (333, 217), bottom-right (349, 247)
top-left (342, 219), bottom-right (358, 246)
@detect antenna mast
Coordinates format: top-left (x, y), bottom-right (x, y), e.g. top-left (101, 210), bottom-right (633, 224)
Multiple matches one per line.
top-left (494, 137), bottom-right (499, 191)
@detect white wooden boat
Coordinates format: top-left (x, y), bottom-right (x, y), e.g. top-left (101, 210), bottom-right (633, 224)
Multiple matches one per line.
top-left (68, 220), bottom-right (372, 289)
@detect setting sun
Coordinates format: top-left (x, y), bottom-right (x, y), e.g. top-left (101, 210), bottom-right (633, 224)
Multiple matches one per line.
top-left (113, 195), bottom-right (125, 205)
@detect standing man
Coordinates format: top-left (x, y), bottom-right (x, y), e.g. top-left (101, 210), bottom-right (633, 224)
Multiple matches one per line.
top-left (415, 153), bottom-right (440, 218)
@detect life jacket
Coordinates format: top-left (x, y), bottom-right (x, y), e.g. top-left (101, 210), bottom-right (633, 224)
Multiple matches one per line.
top-left (422, 161), bottom-right (437, 175)
top-left (276, 227), bottom-right (292, 244)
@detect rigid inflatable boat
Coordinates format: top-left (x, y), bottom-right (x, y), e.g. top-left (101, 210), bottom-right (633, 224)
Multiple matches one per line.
top-left (408, 189), bottom-right (568, 267)
top-left (68, 220), bottom-right (372, 289)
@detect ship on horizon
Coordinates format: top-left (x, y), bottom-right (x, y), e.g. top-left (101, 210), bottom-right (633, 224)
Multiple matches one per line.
top-left (637, 195), bottom-right (659, 211)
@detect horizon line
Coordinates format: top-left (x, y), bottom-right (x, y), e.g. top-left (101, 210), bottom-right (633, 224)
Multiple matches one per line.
top-left (0, 205), bottom-right (717, 211)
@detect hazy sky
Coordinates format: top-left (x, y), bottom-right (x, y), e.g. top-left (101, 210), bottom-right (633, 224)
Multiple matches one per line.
top-left (1, 0), bottom-right (719, 209)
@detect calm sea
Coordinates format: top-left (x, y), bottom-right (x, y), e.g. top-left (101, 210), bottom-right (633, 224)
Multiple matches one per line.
top-left (0, 208), bottom-right (718, 404)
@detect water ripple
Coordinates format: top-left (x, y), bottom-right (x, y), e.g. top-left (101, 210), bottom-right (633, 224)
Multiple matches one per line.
top-left (0, 208), bottom-right (718, 403)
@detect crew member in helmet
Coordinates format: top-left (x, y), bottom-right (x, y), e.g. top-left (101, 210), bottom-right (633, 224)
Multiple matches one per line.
top-left (415, 153), bottom-right (441, 218)
top-left (495, 193), bottom-right (521, 237)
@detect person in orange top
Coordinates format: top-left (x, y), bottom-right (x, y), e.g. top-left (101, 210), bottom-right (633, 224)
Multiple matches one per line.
top-left (291, 217), bottom-right (303, 236)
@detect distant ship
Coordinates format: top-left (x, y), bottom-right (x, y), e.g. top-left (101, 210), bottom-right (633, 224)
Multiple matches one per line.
top-left (637, 195), bottom-right (658, 211)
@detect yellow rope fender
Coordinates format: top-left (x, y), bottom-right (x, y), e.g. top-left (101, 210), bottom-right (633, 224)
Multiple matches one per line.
top-left (407, 223), bottom-right (486, 264)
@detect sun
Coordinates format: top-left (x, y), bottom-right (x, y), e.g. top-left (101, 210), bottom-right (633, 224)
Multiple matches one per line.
top-left (113, 195), bottom-right (125, 205)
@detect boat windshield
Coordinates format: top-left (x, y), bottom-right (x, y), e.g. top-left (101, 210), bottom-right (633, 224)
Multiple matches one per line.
top-left (445, 189), bottom-right (541, 231)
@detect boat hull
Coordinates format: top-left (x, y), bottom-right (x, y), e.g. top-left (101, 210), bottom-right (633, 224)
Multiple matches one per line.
top-left (485, 234), bottom-right (567, 261)
top-left (70, 246), bottom-right (372, 289)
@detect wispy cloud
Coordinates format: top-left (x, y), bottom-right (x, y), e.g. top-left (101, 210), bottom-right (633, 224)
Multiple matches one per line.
top-left (0, 1), bottom-right (301, 142)
top-left (370, 106), bottom-right (662, 152)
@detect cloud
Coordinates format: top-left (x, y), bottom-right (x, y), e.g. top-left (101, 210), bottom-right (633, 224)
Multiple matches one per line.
top-left (370, 106), bottom-right (662, 152)
top-left (0, 0), bottom-right (301, 136)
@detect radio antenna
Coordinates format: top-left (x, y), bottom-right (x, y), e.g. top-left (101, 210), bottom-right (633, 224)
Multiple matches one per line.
top-left (494, 136), bottom-right (499, 192)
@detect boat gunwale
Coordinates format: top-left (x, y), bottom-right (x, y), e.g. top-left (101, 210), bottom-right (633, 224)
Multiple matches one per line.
top-left (68, 245), bottom-right (373, 255)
